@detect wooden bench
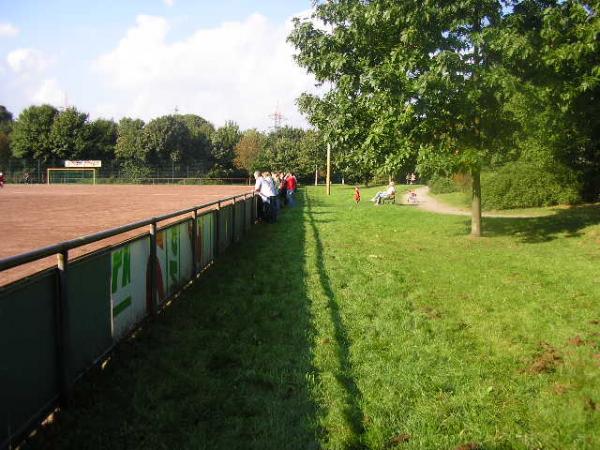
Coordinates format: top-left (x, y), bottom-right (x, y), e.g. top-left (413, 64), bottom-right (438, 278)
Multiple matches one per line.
top-left (380, 194), bottom-right (396, 205)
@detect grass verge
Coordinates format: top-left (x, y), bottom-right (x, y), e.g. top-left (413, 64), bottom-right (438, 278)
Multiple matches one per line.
top-left (32, 185), bottom-right (600, 449)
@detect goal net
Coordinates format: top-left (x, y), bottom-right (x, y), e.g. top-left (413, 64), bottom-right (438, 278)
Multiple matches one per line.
top-left (47, 168), bottom-right (97, 184)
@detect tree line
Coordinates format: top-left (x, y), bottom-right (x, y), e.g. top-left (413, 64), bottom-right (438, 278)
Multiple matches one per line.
top-left (289, 0), bottom-right (599, 235)
top-left (0, 104), bottom-right (325, 181)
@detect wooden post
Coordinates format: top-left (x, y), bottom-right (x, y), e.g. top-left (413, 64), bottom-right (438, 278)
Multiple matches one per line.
top-left (149, 221), bottom-right (158, 315)
top-left (232, 198), bottom-right (236, 244)
top-left (314, 165), bottom-right (318, 186)
top-left (215, 201), bottom-right (221, 256)
top-left (191, 210), bottom-right (198, 278)
top-left (326, 143), bottom-right (331, 196)
top-left (56, 250), bottom-right (71, 407)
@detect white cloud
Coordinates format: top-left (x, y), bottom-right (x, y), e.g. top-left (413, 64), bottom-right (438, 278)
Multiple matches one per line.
top-left (32, 79), bottom-right (66, 106)
top-left (6, 48), bottom-right (52, 74)
top-left (163, 0), bottom-right (175, 6)
top-left (93, 12), bottom-right (319, 129)
top-left (0, 22), bottom-right (19, 37)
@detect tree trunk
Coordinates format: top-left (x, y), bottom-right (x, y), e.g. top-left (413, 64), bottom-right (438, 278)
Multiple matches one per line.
top-left (471, 169), bottom-right (482, 237)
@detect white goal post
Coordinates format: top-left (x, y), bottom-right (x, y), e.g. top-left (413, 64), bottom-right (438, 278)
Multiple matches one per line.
top-left (47, 167), bottom-right (98, 184)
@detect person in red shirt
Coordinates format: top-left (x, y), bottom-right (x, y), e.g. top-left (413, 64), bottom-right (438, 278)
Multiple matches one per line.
top-left (354, 186), bottom-right (361, 205)
top-left (285, 172), bottom-right (297, 207)
top-left (0, 171), bottom-right (5, 188)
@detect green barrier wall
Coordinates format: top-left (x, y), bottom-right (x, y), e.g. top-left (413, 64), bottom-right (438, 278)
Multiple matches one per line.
top-left (197, 212), bottom-right (215, 269)
top-left (0, 271), bottom-right (59, 448)
top-left (0, 196), bottom-right (255, 449)
top-left (67, 251), bottom-right (112, 380)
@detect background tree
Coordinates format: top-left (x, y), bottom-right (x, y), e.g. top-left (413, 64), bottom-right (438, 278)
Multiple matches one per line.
top-left (493, 0), bottom-right (600, 201)
top-left (0, 105), bottom-right (13, 135)
top-left (143, 115), bottom-right (192, 166)
top-left (49, 107), bottom-right (93, 160)
top-left (289, 0), bottom-right (518, 236)
top-left (178, 114), bottom-right (214, 173)
top-left (210, 121), bottom-right (241, 175)
top-left (88, 118), bottom-right (117, 161)
top-left (10, 104), bottom-right (58, 161)
top-left (234, 129), bottom-right (266, 173)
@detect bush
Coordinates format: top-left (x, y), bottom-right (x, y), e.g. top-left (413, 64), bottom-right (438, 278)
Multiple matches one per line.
top-left (428, 175), bottom-right (460, 194)
top-left (481, 162), bottom-right (581, 210)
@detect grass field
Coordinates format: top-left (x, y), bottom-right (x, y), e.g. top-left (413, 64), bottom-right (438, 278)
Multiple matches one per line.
top-left (32, 185), bottom-right (600, 449)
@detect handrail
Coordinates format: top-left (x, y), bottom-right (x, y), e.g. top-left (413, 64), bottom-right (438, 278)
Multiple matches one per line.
top-left (0, 192), bottom-right (253, 273)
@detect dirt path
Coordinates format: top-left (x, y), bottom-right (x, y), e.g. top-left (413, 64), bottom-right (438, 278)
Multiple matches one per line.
top-left (409, 186), bottom-right (547, 218)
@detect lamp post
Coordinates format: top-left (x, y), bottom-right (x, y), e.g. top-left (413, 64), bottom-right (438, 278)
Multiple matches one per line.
top-left (326, 143), bottom-right (331, 196)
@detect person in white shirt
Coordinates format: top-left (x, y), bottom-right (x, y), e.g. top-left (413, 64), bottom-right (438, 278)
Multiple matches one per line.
top-left (371, 182), bottom-right (396, 205)
top-left (254, 170), bottom-right (277, 222)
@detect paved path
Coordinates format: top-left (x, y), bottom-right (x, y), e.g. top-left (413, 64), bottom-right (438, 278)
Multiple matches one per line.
top-left (409, 186), bottom-right (547, 218)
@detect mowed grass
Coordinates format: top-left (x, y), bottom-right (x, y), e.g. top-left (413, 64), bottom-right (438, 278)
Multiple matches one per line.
top-left (32, 185), bottom-right (600, 449)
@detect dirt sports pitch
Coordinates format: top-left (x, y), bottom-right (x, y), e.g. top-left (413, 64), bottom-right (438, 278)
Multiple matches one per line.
top-left (0, 183), bottom-right (251, 286)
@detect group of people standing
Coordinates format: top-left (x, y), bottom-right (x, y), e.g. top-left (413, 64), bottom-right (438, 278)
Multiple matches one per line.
top-left (253, 171), bottom-right (297, 223)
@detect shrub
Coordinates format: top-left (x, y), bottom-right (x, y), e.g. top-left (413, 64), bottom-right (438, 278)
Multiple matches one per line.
top-left (481, 162), bottom-right (581, 210)
top-left (428, 175), bottom-right (460, 194)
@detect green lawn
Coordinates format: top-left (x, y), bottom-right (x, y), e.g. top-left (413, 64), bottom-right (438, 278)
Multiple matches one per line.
top-left (33, 185), bottom-right (600, 449)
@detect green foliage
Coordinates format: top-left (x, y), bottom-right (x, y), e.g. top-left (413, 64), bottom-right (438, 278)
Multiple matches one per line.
top-left (49, 107), bottom-right (94, 160)
top-left (88, 118), bottom-right (117, 160)
top-left (11, 104), bottom-right (58, 161)
top-left (115, 118), bottom-right (146, 161)
top-left (210, 121), bottom-right (241, 168)
top-left (0, 132), bottom-right (10, 168)
top-left (143, 115), bottom-right (192, 164)
top-left (119, 159), bottom-right (151, 182)
top-left (428, 175), bottom-right (461, 195)
top-left (234, 129), bottom-right (265, 173)
top-left (0, 105), bottom-right (13, 134)
top-left (482, 161), bottom-right (582, 210)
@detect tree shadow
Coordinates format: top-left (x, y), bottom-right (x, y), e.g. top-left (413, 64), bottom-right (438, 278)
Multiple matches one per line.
top-left (305, 192), bottom-right (366, 448)
top-left (475, 204), bottom-right (600, 243)
top-left (31, 202), bottom-right (321, 449)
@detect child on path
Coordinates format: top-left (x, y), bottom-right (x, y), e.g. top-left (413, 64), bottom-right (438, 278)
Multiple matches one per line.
top-left (354, 186), bottom-right (361, 205)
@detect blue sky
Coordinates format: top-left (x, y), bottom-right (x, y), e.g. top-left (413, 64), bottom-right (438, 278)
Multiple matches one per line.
top-left (0, 0), bottom-right (317, 130)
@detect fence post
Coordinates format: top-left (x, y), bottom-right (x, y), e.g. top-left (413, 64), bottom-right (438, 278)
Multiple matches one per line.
top-left (215, 201), bottom-right (221, 257)
top-left (232, 197), bottom-right (236, 244)
top-left (149, 221), bottom-right (158, 315)
top-left (191, 210), bottom-right (198, 278)
top-left (56, 250), bottom-right (71, 407)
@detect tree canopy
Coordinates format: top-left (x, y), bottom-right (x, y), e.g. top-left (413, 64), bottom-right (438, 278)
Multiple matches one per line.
top-left (289, 0), bottom-right (599, 235)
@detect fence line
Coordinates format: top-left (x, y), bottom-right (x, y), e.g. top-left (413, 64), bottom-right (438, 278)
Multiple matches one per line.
top-left (0, 192), bottom-right (258, 450)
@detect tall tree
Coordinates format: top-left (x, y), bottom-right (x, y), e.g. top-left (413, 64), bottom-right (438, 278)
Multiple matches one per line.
top-left (289, 0), bottom-right (516, 235)
top-left (88, 118), bottom-right (117, 160)
top-left (50, 107), bottom-right (92, 160)
top-left (234, 129), bottom-right (266, 173)
top-left (143, 115), bottom-right (192, 165)
top-left (494, 0), bottom-right (600, 200)
top-left (210, 121), bottom-right (241, 170)
top-left (178, 114), bottom-right (214, 167)
top-left (0, 105), bottom-right (13, 135)
top-left (115, 118), bottom-right (146, 161)
top-left (11, 104), bottom-right (58, 161)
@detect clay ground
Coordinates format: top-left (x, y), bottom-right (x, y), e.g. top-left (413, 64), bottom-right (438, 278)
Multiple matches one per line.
top-left (0, 183), bottom-right (252, 286)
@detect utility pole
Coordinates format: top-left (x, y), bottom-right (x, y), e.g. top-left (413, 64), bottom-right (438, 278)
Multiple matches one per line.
top-left (326, 143), bottom-right (331, 196)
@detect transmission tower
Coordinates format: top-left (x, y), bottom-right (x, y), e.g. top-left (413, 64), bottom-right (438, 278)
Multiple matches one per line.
top-left (269, 104), bottom-right (286, 131)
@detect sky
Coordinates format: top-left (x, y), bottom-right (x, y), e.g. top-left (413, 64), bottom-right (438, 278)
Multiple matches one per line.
top-left (0, 0), bottom-right (319, 131)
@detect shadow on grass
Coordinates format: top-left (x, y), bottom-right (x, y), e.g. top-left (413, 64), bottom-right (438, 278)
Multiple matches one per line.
top-left (32, 199), bottom-right (321, 450)
top-left (466, 204), bottom-right (600, 243)
top-left (305, 192), bottom-right (366, 447)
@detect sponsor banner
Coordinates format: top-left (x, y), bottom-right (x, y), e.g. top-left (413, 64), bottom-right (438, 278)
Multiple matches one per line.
top-left (65, 160), bottom-right (102, 168)
top-left (158, 221), bottom-right (193, 300)
top-left (110, 238), bottom-right (149, 340)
